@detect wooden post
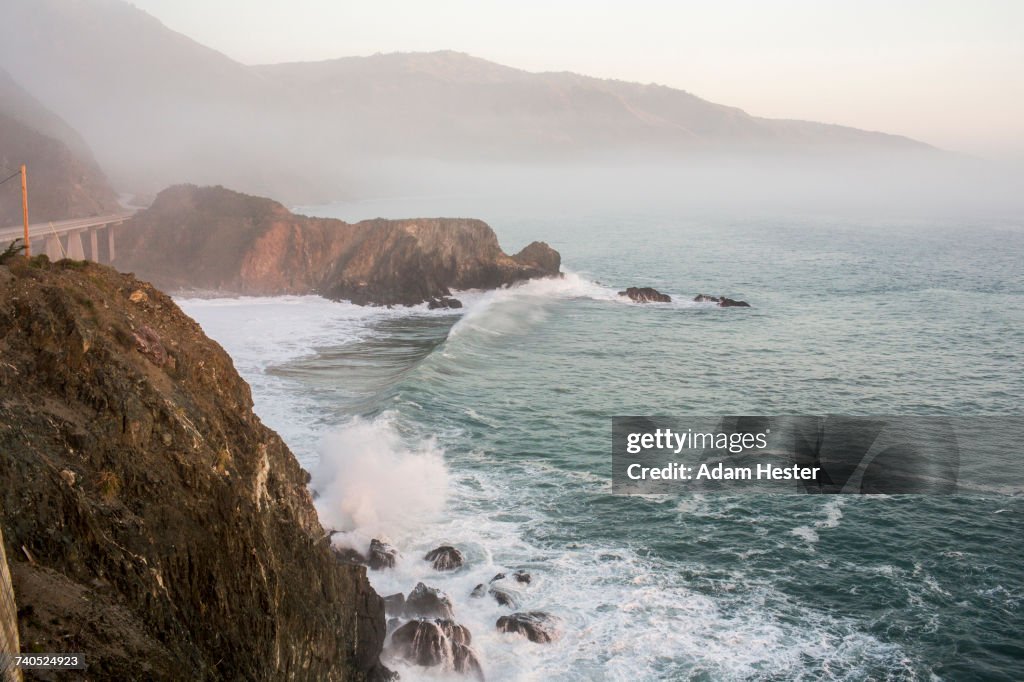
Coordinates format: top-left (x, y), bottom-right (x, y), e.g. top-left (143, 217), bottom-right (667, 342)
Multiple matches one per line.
top-left (19, 165), bottom-right (29, 257)
top-left (1, 527), bottom-right (24, 682)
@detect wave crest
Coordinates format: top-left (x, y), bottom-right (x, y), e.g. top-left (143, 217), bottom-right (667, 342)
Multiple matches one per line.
top-left (311, 414), bottom-right (449, 550)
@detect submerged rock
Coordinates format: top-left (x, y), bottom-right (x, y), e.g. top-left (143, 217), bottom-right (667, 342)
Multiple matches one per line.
top-left (369, 538), bottom-right (399, 570)
top-left (332, 545), bottom-right (367, 565)
top-left (487, 586), bottom-right (520, 609)
top-left (496, 612), bottom-right (560, 643)
top-left (694, 294), bottom-right (750, 307)
top-left (405, 582), bottom-right (455, 620)
top-left (386, 617), bottom-right (402, 637)
top-left (390, 619), bottom-right (483, 679)
top-left (619, 286), bottom-right (672, 303)
top-left (425, 545), bottom-right (465, 571)
top-left (383, 593), bottom-right (406, 616)
top-left (427, 297), bottom-right (463, 310)
top-left (470, 584), bottom-right (487, 598)
top-left (512, 570), bottom-right (532, 584)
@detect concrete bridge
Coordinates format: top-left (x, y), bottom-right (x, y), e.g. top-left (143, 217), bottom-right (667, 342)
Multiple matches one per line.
top-left (0, 212), bottom-right (134, 263)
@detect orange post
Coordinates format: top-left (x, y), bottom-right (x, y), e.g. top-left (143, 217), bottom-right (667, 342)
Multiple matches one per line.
top-left (20, 164), bottom-right (30, 257)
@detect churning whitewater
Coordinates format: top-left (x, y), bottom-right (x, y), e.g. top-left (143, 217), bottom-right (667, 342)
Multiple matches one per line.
top-left (180, 211), bottom-right (1024, 681)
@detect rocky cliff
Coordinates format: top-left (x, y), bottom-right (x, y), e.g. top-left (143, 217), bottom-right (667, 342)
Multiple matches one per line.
top-left (0, 70), bottom-right (120, 226)
top-left (115, 185), bottom-right (561, 305)
top-left (0, 256), bottom-right (388, 680)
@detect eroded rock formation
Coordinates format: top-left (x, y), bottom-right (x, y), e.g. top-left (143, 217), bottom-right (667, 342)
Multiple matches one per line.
top-left (424, 545), bottom-right (465, 571)
top-left (368, 539), bottom-right (399, 571)
top-left (619, 287), bottom-right (672, 303)
top-left (496, 611), bottom-right (560, 643)
top-left (694, 294), bottom-right (751, 307)
top-left (390, 619), bottom-right (483, 679)
top-left (0, 257), bottom-right (389, 680)
top-left (115, 185), bottom-right (561, 306)
top-left (403, 582), bottom-right (455, 620)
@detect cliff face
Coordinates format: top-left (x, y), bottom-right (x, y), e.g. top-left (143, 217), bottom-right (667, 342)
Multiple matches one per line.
top-left (0, 70), bottom-right (120, 226)
top-left (0, 257), bottom-right (388, 680)
top-left (115, 185), bottom-right (561, 305)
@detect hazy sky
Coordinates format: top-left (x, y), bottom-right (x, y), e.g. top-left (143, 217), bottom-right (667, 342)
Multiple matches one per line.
top-left (130, 0), bottom-right (1024, 159)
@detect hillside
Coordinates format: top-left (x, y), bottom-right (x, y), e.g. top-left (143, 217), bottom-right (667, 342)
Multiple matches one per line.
top-left (256, 51), bottom-right (929, 158)
top-left (114, 185), bottom-right (561, 305)
top-left (0, 0), bottom-right (936, 203)
top-left (0, 70), bottom-right (120, 226)
top-left (0, 256), bottom-right (389, 680)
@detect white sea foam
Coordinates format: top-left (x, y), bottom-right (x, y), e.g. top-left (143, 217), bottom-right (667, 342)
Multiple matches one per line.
top-left (446, 270), bottom-right (704, 345)
top-left (790, 498), bottom-right (847, 547)
top-left (817, 497), bottom-right (846, 529)
top-left (177, 291), bottom-right (909, 681)
top-left (178, 294), bottom-right (455, 462)
top-left (311, 414), bottom-right (449, 551)
top-left (367, 471), bottom-right (903, 681)
top-left (178, 295), bottom-right (393, 367)
top-left (791, 525), bottom-right (820, 544)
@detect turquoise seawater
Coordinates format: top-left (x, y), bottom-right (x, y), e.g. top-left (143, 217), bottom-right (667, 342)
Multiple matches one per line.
top-left (181, 203), bottom-right (1023, 681)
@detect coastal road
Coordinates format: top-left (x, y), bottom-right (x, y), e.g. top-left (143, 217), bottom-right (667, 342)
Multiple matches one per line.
top-left (0, 212), bottom-right (136, 244)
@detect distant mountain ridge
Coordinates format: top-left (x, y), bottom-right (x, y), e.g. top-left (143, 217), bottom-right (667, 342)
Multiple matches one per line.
top-left (0, 0), bottom-right (936, 203)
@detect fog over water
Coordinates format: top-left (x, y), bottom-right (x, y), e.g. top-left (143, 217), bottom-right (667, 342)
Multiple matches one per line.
top-left (3, 0), bottom-right (1021, 208)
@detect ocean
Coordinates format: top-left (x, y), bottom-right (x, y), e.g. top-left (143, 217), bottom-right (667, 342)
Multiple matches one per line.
top-left (178, 197), bottom-right (1023, 681)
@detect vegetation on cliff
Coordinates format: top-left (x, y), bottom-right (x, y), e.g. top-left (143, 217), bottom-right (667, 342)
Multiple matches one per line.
top-left (0, 257), bottom-right (388, 680)
top-left (115, 185), bottom-right (561, 306)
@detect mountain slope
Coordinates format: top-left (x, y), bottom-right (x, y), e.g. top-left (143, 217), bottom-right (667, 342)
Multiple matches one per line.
top-left (0, 69), bottom-right (120, 226)
top-left (257, 51), bottom-right (930, 159)
top-left (0, 0), bottom-right (936, 203)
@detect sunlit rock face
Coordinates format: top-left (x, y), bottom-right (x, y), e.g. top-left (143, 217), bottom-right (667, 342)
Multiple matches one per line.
top-left (116, 185), bottom-right (560, 306)
top-left (0, 258), bottom-right (390, 680)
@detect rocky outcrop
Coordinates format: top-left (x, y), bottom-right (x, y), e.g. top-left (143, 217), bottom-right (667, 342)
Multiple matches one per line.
top-left (424, 545), bottom-right (465, 571)
top-left (619, 287), bottom-right (672, 303)
top-left (0, 257), bottom-right (388, 680)
top-left (512, 241), bottom-right (561, 275)
top-left (694, 294), bottom-right (750, 307)
top-left (496, 612), bottom-right (560, 643)
top-left (390, 620), bottom-right (483, 679)
top-left (115, 185), bottom-right (561, 306)
top-left (486, 586), bottom-right (520, 609)
top-left (427, 297), bottom-right (463, 310)
top-left (368, 539), bottom-right (399, 571)
top-left (403, 583), bottom-right (455, 620)
top-left (383, 593), bottom-right (406, 616)
top-left (511, 570), bottom-right (531, 584)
